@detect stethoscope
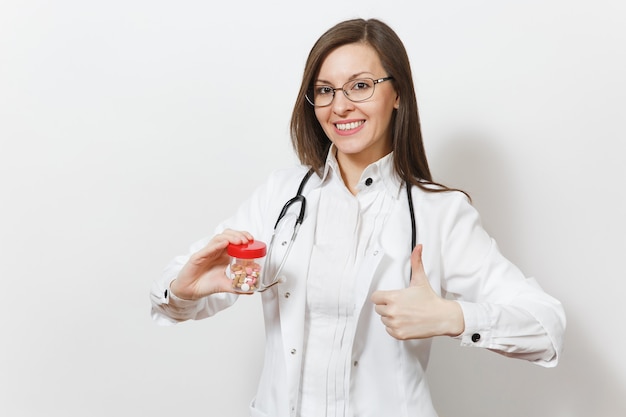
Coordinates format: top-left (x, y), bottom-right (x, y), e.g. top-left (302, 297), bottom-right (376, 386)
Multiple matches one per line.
top-left (258, 168), bottom-right (417, 291)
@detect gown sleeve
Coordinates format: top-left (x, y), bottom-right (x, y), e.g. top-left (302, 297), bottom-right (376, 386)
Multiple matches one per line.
top-left (438, 192), bottom-right (566, 367)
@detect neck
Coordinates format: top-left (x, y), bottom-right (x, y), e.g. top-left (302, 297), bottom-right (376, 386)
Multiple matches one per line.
top-left (337, 158), bottom-right (363, 195)
top-left (336, 149), bottom-right (391, 195)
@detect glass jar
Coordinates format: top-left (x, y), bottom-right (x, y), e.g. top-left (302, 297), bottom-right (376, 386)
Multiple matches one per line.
top-left (227, 240), bottom-right (267, 292)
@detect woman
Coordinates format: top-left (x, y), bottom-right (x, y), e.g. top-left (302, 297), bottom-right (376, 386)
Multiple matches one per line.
top-left (151, 18), bottom-right (565, 417)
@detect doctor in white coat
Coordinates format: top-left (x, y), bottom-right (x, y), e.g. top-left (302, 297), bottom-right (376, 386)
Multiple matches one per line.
top-left (151, 18), bottom-right (566, 417)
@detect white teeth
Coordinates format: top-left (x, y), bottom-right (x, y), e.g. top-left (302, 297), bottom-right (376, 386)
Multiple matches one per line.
top-left (335, 121), bottom-right (364, 131)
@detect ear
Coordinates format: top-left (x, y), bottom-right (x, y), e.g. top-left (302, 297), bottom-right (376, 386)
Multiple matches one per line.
top-left (394, 94), bottom-right (400, 109)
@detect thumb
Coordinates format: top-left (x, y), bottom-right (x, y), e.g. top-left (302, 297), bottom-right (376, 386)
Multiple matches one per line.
top-left (409, 244), bottom-right (430, 288)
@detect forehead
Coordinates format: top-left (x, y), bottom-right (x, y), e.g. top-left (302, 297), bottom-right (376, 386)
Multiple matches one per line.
top-left (317, 43), bottom-right (384, 81)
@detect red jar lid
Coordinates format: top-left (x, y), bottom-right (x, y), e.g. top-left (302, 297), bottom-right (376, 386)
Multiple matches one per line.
top-left (227, 240), bottom-right (267, 259)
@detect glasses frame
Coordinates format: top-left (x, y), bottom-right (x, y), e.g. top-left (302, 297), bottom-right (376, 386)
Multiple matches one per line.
top-left (305, 76), bottom-right (394, 107)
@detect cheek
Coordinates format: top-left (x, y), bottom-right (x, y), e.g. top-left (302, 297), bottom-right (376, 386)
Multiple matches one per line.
top-left (368, 103), bottom-right (395, 125)
top-left (314, 108), bottom-right (335, 137)
top-left (312, 109), bottom-right (334, 139)
top-left (314, 107), bottom-right (327, 123)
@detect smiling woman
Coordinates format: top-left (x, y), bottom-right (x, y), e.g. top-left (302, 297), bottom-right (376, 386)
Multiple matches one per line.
top-left (151, 18), bottom-right (565, 417)
top-left (309, 43), bottom-right (399, 193)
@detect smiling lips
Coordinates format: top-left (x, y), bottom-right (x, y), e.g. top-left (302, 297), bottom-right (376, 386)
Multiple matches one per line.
top-left (334, 120), bottom-right (365, 135)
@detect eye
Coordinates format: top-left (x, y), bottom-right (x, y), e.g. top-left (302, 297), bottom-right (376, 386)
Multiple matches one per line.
top-left (351, 80), bottom-right (372, 91)
top-left (314, 85), bottom-right (334, 96)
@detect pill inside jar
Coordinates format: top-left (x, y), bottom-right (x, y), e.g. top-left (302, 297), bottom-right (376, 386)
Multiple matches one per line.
top-left (227, 240), bottom-right (267, 292)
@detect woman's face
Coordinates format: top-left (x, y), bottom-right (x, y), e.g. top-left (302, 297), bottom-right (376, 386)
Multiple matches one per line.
top-left (314, 42), bottom-right (399, 166)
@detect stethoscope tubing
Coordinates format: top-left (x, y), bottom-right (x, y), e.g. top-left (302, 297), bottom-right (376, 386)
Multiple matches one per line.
top-left (259, 169), bottom-right (417, 291)
top-left (258, 170), bottom-right (313, 292)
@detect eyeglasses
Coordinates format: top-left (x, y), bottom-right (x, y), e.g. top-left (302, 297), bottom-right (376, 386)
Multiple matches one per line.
top-left (305, 76), bottom-right (394, 107)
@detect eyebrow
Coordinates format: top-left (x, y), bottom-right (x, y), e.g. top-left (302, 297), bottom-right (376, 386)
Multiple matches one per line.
top-left (314, 72), bottom-right (375, 85)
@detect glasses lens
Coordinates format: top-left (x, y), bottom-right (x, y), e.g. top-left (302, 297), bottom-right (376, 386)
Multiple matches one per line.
top-left (306, 78), bottom-right (378, 106)
top-left (345, 79), bottom-right (375, 102)
top-left (308, 85), bottom-right (334, 107)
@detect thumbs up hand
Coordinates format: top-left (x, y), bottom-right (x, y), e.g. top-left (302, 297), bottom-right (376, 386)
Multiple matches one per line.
top-left (371, 244), bottom-right (465, 340)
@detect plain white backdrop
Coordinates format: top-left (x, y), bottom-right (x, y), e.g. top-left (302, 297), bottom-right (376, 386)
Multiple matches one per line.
top-left (1, 1), bottom-right (625, 416)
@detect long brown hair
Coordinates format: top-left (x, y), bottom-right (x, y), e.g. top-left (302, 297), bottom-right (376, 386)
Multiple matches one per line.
top-left (290, 18), bottom-right (467, 197)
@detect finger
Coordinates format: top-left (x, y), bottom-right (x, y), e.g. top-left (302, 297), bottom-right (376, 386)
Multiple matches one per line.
top-left (196, 230), bottom-right (254, 260)
top-left (220, 229), bottom-right (254, 244)
top-left (408, 244), bottom-right (429, 288)
top-left (190, 238), bottom-right (230, 263)
top-left (370, 289), bottom-right (395, 306)
top-left (373, 303), bottom-right (388, 316)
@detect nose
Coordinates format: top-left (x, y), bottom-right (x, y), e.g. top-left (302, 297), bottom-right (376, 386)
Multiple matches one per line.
top-left (331, 90), bottom-right (354, 115)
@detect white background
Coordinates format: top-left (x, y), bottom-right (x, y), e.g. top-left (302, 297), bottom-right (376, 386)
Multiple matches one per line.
top-left (1, 1), bottom-right (625, 416)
